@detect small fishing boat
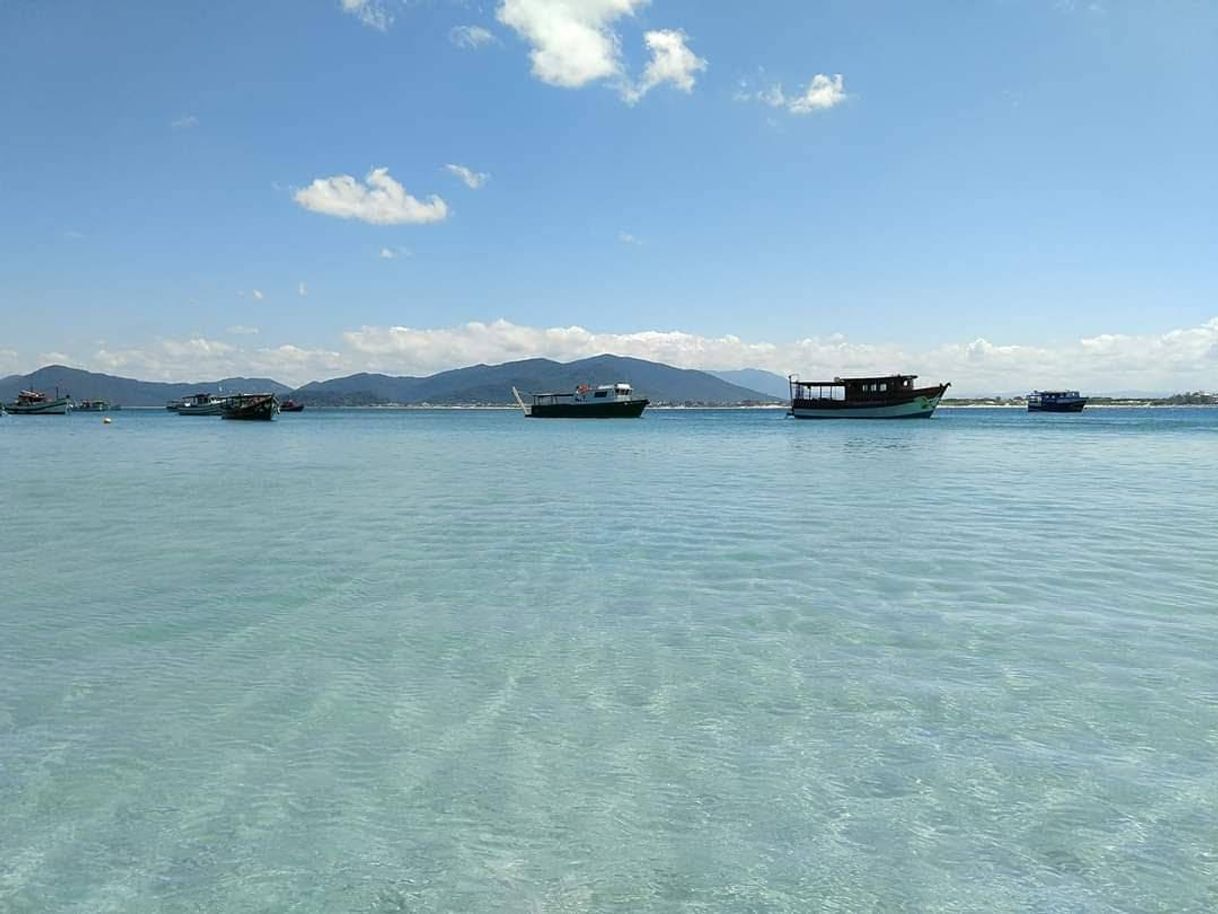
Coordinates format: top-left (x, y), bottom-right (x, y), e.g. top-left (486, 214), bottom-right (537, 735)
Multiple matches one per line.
top-left (512, 383), bottom-right (648, 418)
top-left (1028, 390), bottom-right (1087, 413)
top-left (788, 374), bottom-right (950, 419)
top-left (4, 389), bottom-right (72, 415)
top-left (220, 393), bottom-right (279, 421)
top-left (72, 399), bottom-right (112, 412)
top-left (279, 399), bottom-right (305, 413)
top-left (174, 393), bottom-right (228, 416)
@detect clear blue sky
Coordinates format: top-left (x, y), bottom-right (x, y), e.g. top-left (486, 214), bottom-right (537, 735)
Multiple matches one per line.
top-left (2, 0), bottom-right (1216, 390)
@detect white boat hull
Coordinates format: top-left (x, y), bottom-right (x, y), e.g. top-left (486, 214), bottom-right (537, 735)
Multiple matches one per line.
top-left (790, 393), bottom-right (944, 419)
top-left (5, 397), bottom-right (71, 415)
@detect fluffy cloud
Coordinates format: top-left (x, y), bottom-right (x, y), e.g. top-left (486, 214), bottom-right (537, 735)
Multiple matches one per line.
top-left (90, 338), bottom-right (347, 388)
top-left (170, 114), bottom-right (199, 129)
top-left (12, 318), bottom-right (1218, 394)
top-left (497, 0), bottom-right (646, 88)
top-left (450, 25), bottom-right (497, 49)
top-left (294, 168), bottom-right (448, 225)
top-left (341, 0), bottom-right (391, 31)
top-left (622, 29), bottom-right (706, 104)
top-left (445, 163), bottom-right (490, 189)
top-left (497, 1), bottom-right (706, 102)
top-left (341, 317), bottom-right (1218, 394)
top-left (788, 73), bottom-right (847, 113)
top-left (746, 73), bottom-right (847, 114)
top-left (0, 348), bottom-right (19, 374)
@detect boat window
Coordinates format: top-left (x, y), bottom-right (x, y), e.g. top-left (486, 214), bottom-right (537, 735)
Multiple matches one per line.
top-left (880, 383), bottom-right (888, 392)
top-left (594, 390), bottom-right (608, 398)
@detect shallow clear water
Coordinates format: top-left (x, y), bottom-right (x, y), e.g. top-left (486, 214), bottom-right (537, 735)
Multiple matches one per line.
top-left (2, 408), bottom-right (1216, 913)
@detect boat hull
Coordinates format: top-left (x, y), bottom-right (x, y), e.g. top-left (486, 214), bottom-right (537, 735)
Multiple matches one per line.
top-left (527, 398), bottom-right (649, 418)
top-left (1028, 400), bottom-right (1086, 413)
top-left (4, 397), bottom-right (71, 415)
top-left (790, 386), bottom-right (946, 420)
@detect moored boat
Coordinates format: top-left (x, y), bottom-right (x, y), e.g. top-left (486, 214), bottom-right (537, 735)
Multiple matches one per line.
top-left (220, 393), bottom-right (279, 421)
top-left (788, 374), bottom-right (950, 419)
top-left (1028, 390), bottom-right (1087, 412)
top-left (512, 383), bottom-right (648, 418)
top-left (279, 399), bottom-right (305, 412)
top-left (72, 399), bottom-right (112, 412)
top-left (4, 389), bottom-right (72, 415)
top-left (174, 393), bottom-right (228, 416)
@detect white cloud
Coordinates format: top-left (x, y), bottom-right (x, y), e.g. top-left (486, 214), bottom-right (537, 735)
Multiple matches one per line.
top-left (745, 73), bottom-right (847, 114)
top-left (788, 73), bottom-right (847, 113)
top-left (227, 325), bottom-right (261, 336)
top-left (621, 29), bottom-right (706, 104)
top-left (341, 316), bottom-right (1218, 394)
top-left (445, 163), bottom-right (490, 189)
top-left (497, 0), bottom-right (646, 88)
top-left (617, 230), bottom-right (640, 245)
top-left (13, 317), bottom-right (1218, 394)
top-left (171, 114), bottom-right (199, 129)
top-left (497, 1), bottom-right (706, 103)
top-left (450, 24), bottom-right (497, 48)
top-left (341, 0), bottom-right (391, 31)
top-left (90, 338), bottom-right (346, 388)
top-left (294, 167), bottom-right (449, 225)
top-left (0, 348), bottom-right (20, 376)
top-left (379, 246), bottom-right (412, 259)
top-left (298, 282), bottom-right (308, 297)
top-left (252, 289), bottom-right (265, 301)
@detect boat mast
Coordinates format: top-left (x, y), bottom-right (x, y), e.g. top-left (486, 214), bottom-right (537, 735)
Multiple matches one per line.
top-left (511, 386), bottom-right (531, 416)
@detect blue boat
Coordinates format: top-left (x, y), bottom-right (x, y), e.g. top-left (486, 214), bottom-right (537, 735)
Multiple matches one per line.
top-left (1028, 390), bottom-right (1087, 413)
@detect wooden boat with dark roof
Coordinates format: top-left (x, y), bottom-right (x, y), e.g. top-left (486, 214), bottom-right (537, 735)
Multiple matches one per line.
top-left (788, 374), bottom-right (949, 419)
top-left (1027, 390), bottom-right (1087, 413)
top-left (220, 393), bottom-right (279, 421)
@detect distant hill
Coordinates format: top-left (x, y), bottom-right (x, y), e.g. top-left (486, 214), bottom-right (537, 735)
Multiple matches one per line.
top-left (0, 365), bottom-right (292, 407)
top-left (708, 369), bottom-right (791, 400)
top-left (294, 355), bottom-right (780, 405)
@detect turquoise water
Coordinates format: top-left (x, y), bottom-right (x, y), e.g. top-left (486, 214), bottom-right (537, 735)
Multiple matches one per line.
top-left (2, 408), bottom-right (1216, 913)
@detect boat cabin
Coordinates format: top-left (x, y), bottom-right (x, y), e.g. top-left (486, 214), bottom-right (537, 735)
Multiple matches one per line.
top-left (530, 383), bottom-right (636, 406)
top-left (789, 374), bottom-right (919, 405)
top-left (1030, 390), bottom-right (1081, 401)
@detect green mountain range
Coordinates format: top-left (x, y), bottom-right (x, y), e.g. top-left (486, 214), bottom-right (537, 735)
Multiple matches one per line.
top-left (0, 365), bottom-right (292, 407)
top-left (294, 355), bottom-right (779, 405)
top-left (1, 356), bottom-right (780, 407)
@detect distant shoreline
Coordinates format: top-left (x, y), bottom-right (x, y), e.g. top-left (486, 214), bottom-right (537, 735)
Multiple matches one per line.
top-left (112, 402), bottom-right (1218, 411)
